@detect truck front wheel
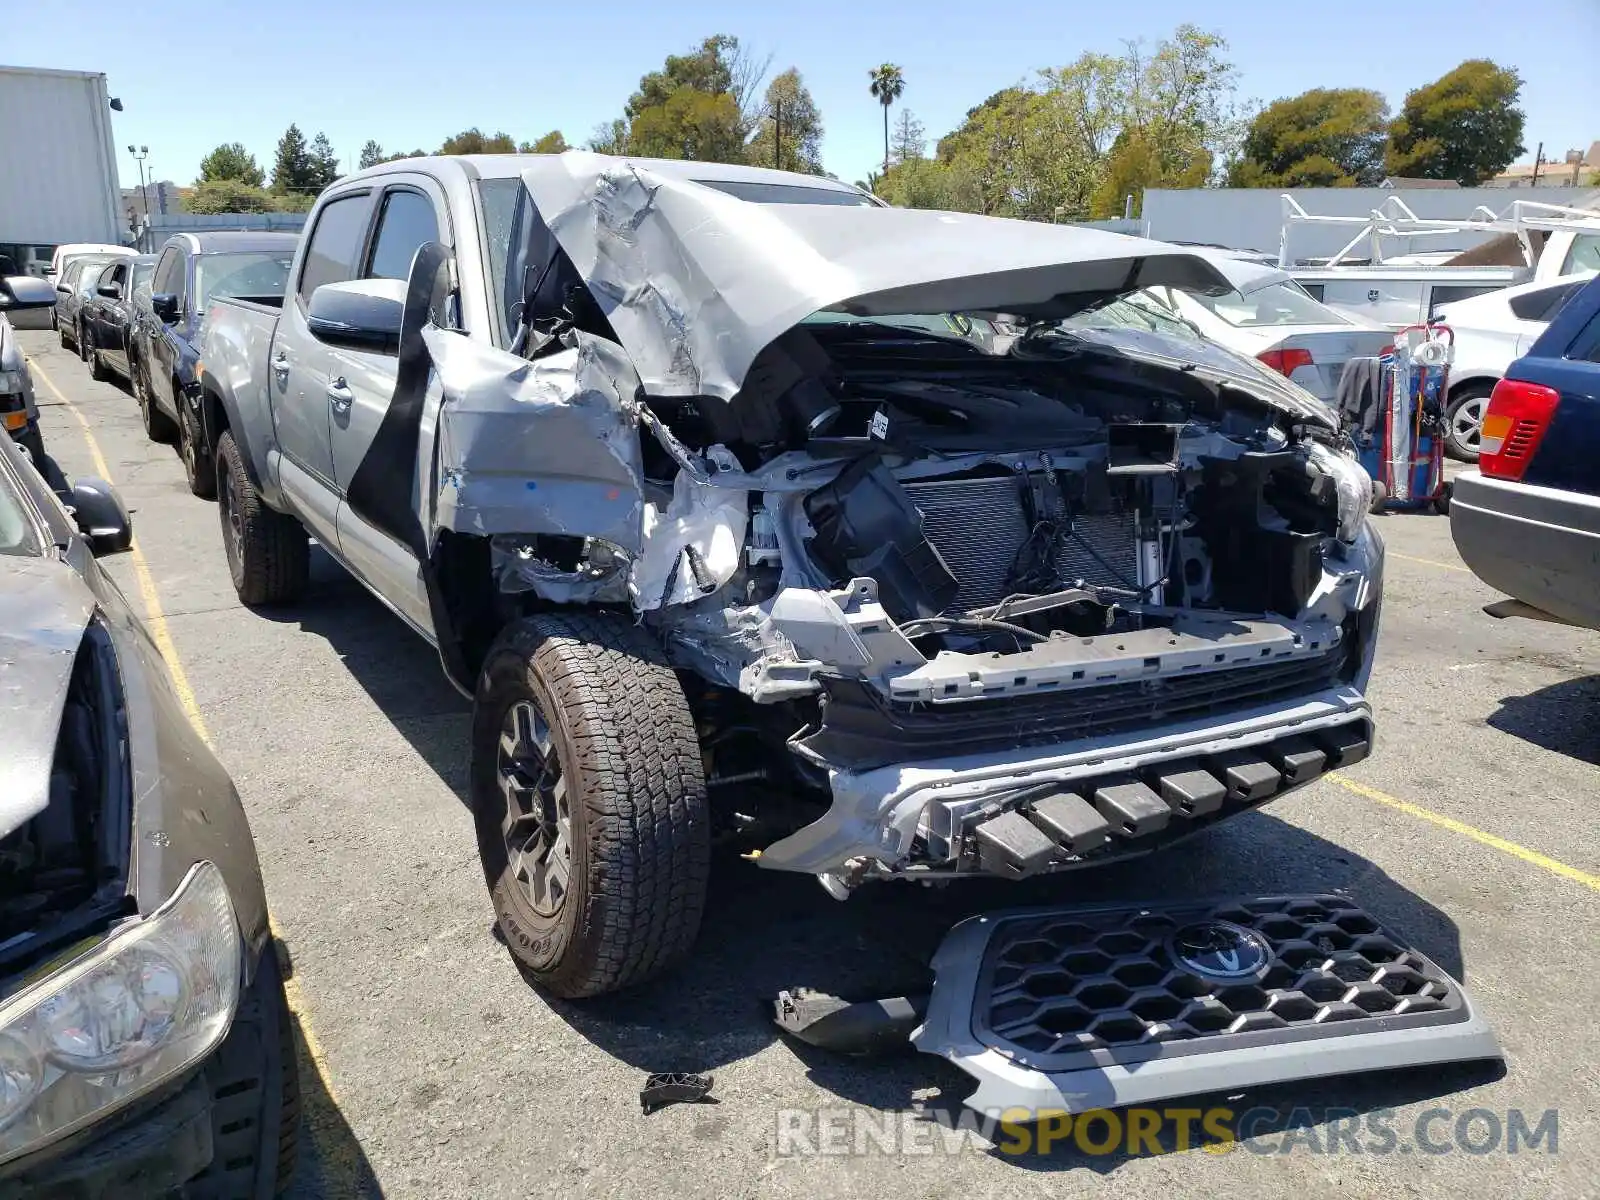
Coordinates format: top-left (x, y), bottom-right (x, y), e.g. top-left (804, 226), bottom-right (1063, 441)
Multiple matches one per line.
top-left (217, 431), bottom-right (308, 605)
top-left (469, 613), bottom-right (711, 998)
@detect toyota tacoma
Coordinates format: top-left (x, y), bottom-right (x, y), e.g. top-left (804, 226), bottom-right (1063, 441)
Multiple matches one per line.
top-left (193, 153), bottom-right (1384, 998)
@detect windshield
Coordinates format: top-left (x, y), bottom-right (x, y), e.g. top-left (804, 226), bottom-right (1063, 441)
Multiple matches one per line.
top-left (195, 252), bottom-right (295, 309)
top-left (1184, 280), bottom-right (1350, 328)
top-left (0, 458), bottom-right (42, 557)
top-left (801, 309), bottom-right (1000, 349)
top-left (694, 179), bottom-right (880, 206)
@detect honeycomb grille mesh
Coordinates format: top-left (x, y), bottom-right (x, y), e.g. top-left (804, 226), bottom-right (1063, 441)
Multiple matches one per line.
top-left (977, 895), bottom-right (1464, 1068)
top-left (903, 475), bottom-right (1138, 610)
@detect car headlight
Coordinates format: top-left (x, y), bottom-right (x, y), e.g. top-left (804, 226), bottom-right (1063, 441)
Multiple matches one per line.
top-left (1307, 441), bottom-right (1373, 543)
top-left (0, 370), bottom-right (22, 396)
top-left (0, 862), bottom-right (240, 1166)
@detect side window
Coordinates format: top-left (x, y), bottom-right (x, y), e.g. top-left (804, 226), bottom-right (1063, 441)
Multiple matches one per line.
top-left (151, 248), bottom-right (179, 295)
top-left (1510, 281), bottom-right (1585, 323)
top-left (364, 190), bottom-right (439, 281)
top-left (1561, 234), bottom-right (1600, 278)
top-left (298, 193), bottom-right (373, 303)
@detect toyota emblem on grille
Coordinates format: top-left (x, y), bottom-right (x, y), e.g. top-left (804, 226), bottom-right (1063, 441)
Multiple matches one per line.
top-left (1168, 920), bottom-right (1272, 980)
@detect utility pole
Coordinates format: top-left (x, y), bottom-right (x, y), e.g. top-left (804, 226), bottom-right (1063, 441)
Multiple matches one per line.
top-left (128, 145), bottom-right (150, 224)
top-left (1529, 141), bottom-right (1543, 187)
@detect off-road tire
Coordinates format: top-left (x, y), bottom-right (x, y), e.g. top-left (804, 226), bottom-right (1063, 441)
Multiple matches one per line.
top-left (470, 612), bottom-right (710, 998)
top-left (217, 432), bottom-right (308, 606)
top-left (135, 359), bottom-right (177, 443)
top-left (1444, 382), bottom-right (1493, 463)
top-left (186, 949), bottom-right (301, 1198)
top-left (179, 393), bottom-right (217, 498)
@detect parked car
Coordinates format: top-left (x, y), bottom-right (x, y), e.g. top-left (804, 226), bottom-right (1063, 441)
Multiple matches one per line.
top-left (54, 253), bottom-right (128, 349)
top-left (196, 154), bottom-right (1382, 999)
top-left (0, 435), bottom-right (299, 1197)
top-left (1134, 252), bottom-right (1393, 405)
top-left (79, 253), bottom-right (158, 385)
top-left (1432, 273), bottom-right (1591, 461)
top-left (132, 233), bottom-right (298, 479)
top-left (45, 242), bottom-right (129, 282)
top-left (0, 274), bottom-right (68, 487)
top-left (1450, 273), bottom-right (1600, 630)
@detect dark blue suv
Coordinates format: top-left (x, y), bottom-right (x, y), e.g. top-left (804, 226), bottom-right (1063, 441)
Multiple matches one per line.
top-left (134, 233), bottom-right (298, 497)
top-left (1451, 272), bottom-right (1600, 629)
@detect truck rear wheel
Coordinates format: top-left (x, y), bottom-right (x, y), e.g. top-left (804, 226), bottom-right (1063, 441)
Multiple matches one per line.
top-left (470, 613), bottom-right (710, 998)
top-left (217, 431), bottom-right (308, 606)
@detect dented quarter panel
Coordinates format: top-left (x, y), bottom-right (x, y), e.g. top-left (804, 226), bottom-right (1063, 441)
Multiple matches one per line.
top-left (426, 326), bottom-right (646, 551)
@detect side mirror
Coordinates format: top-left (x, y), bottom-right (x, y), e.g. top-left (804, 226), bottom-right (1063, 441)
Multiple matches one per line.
top-left (0, 275), bottom-right (59, 312)
top-left (97, 282), bottom-right (122, 300)
top-left (307, 279), bottom-right (407, 354)
top-left (150, 293), bottom-right (179, 323)
top-left (67, 477), bottom-right (133, 555)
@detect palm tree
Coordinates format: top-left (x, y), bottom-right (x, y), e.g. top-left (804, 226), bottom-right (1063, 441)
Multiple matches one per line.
top-left (868, 64), bottom-right (906, 174)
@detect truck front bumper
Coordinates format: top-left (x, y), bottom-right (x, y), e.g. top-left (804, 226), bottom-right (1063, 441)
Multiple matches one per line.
top-left (759, 683), bottom-right (1373, 883)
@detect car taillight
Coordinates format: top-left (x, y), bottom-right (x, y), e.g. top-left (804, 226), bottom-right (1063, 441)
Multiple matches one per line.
top-left (1479, 378), bottom-right (1560, 481)
top-left (1258, 347), bottom-right (1315, 377)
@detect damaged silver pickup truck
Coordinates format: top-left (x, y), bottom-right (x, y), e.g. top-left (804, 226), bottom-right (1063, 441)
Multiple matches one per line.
top-left (193, 153), bottom-right (1383, 998)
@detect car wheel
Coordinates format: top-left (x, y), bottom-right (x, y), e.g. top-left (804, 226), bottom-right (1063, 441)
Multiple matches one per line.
top-left (470, 612), bottom-right (711, 998)
top-left (57, 319), bottom-right (69, 348)
top-left (1444, 384), bottom-right (1492, 463)
top-left (217, 431), bottom-right (308, 605)
top-left (87, 338), bottom-right (109, 382)
top-left (184, 947), bottom-right (301, 1199)
top-left (76, 320), bottom-right (91, 363)
top-left (134, 360), bottom-right (178, 443)
top-left (178, 395), bottom-right (217, 498)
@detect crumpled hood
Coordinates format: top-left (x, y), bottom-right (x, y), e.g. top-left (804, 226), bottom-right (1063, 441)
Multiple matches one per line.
top-left (521, 154), bottom-right (1235, 402)
top-left (0, 556), bottom-right (94, 840)
top-left (1046, 323), bottom-right (1341, 431)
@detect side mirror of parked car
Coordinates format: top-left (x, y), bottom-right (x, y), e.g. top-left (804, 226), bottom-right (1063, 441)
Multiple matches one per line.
top-left (307, 279), bottom-right (408, 354)
top-left (67, 477), bottom-right (134, 555)
top-left (150, 293), bottom-right (179, 323)
top-left (0, 275), bottom-right (59, 311)
top-left (97, 282), bottom-right (122, 300)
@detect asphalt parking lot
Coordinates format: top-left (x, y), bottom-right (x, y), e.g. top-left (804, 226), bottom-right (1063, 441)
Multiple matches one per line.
top-left (19, 326), bottom-right (1600, 1198)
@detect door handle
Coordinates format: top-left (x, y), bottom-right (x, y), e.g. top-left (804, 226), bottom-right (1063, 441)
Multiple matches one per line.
top-left (326, 378), bottom-right (354, 415)
top-left (272, 352), bottom-right (290, 380)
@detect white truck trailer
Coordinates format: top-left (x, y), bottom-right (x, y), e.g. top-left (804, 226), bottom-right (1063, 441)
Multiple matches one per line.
top-left (0, 65), bottom-right (127, 280)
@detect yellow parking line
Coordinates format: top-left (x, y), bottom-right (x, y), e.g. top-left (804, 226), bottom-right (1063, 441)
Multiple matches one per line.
top-left (1389, 551), bottom-right (1471, 574)
top-left (1328, 771), bottom-right (1600, 894)
top-left (27, 356), bottom-right (349, 1140)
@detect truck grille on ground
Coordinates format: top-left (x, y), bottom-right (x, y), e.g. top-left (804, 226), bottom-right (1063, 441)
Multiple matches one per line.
top-left (977, 895), bottom-right (1465, 1065)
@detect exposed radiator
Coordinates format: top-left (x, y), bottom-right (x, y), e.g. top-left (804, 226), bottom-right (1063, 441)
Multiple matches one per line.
top-left (903, 475), bottom-right (1140, 611)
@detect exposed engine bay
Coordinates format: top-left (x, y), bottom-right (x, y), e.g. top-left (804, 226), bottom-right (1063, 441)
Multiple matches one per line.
top-left (475, 311), bottom-right (1382, 889)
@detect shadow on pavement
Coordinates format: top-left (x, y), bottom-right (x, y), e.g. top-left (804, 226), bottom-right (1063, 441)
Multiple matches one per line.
top-left (1487, 674), bottom-right (1600, 767)
top-left (266, 566), bottom-right (1484, 1174)
top-left (285, 1010), bottom-right (385, 1198)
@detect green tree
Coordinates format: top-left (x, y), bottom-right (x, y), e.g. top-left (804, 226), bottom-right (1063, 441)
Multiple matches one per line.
top-left (868, 64), bottom-right (906, 173)
top-left (889, 109), bottom-right (926, 165)
top-left (269, 123), bottom-right (315, 194)
top-left (1228, 88), bottom-right (1389, 187)
top-left (748, 68), bottom-right (824, 173)
top-left (183, 179), bottom-right (311, 215)
top-left (1385, 60), bottom-right (1525, 185)
top-left (522, 130), bottom-right (570, 154)
top-left (358, 140), bottom-right (385, 170)
top-left (438, 128), bottom-right (518, 155)
top-left (619, 35), bottom-right (766, 163)
top-left (197, 143), bottom-right (264, 188)
top-left (308, 132), bottom-right (340, 189)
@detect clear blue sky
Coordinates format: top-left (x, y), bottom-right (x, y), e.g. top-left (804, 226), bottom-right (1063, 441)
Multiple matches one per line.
top-left (10, 0), bottom-right (1599, 191)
